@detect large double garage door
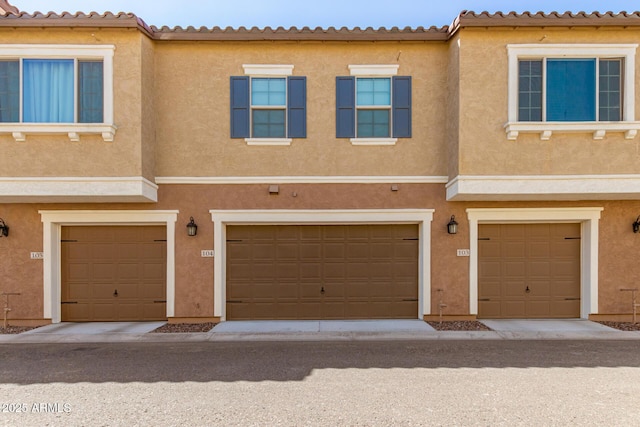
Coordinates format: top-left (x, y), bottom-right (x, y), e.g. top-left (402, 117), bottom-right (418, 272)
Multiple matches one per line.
top-left (61, 226), bottom-right (167, 322)
top-left (478, 223), bottom-right (581, 318)
top-left (226, 224), bottom-right (419, 320)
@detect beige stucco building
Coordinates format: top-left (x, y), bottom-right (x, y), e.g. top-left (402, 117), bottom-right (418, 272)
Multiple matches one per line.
top-left (1, 2), bottom-right (640, 325)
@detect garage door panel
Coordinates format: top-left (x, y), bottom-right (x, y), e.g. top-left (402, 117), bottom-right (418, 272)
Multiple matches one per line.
top-left (505, 262), bottom-right (525, 277)
top-left (300, 243), bottom-right (322, 259)
top-left (504, 281), bottom-right (525, 297)
top-left (252, 263), bottom-right (277, 280)
top-left (276, 243), bottom-right (298, 259)
top-left (227, 224), bottom-right (418, 320)
top-left (253, 244), bottom-right (276, 260)
top-left (479, 281), bottom-right (501, 298)
top-left (61, 226), bottom-right (167, 322)
top-left (479, 223), bottom-right (580, 319)
top-left (504, 241), bottom-right (526, 257)
top-left (528, 261), bottom-right (550, 277)
top-left (529, 242), bottom-right (550, 258)
top-left (504, 301), bottom-right (526, 317)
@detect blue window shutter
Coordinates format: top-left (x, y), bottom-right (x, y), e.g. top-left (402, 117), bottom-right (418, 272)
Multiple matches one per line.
top-left (392, 76), bottom-right (411, 137)
top-left (546, 59), bottom-right (596, 121)
top-left (230, 76), bottom-right (250, 138)
top-left (336, 76), bottom-right (355, 138)
top-left (287, 76), bottom-right (306, 138)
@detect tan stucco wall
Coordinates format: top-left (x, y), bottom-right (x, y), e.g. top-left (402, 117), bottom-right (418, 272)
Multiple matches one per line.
top-left (3, 186), bottom-right (640, 322)
top-left (153, 41), bottom-right (449, 178)
top-left (141, 35), bottom-right (156, 181)
top-left (455, 27), bottom-right (640, 177)
top-left (0, 28), bottom-right (149, 178)
top-left (446, 34), bottom-right (460, 180)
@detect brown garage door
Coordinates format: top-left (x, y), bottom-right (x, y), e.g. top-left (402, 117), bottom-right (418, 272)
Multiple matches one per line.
top-left (478, 223), bottom-right (581, 319)
top-left (226, 224), bottom-right (419, 320)
top-left (61, 226), bottom-right (167, 322)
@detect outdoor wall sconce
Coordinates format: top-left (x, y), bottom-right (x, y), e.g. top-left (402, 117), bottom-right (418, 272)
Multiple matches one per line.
top-left (447, 215), bottom-right (458, 235)
top-left (633, 216), bottom-right (640, 233)
top-left (0, 219), bottom-right (8, 237)
top-left (187, 217), bottom-right (198, 236)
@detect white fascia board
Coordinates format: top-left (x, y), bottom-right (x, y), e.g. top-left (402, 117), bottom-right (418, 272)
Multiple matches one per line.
top-left (0, 177), bottom-right (158, 203)
top-left (447, 175), bottom-right (640, 201)
top-left (155, 176), bottom-right (448, 184)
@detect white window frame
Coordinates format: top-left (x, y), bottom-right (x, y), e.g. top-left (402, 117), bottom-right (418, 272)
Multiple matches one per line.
top-left (0, 44), bottom-right (116, 143)
top-left (243, 64), bottom-right (293, 146)
top-left (349, 64), bottom-right (398, 146)
top-left (505, 44), bottom-right (640, 141)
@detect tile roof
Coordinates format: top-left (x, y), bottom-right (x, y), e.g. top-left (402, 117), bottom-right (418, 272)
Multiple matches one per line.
top-left (1, 10), bottom-right (640, 41)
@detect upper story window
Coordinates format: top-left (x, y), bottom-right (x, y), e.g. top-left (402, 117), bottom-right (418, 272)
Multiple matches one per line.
top-left (518, 58), bottom-right (622, 122)
top-left (506, 44), bottom-right (640, 141)
top-left (230, 65), bottom-right (306, 146)
top-left (336, 65), bottom-right (411, 145)
top-left (0, 45), bottom-right (115, 142)
top-left (0, 58), bottom-right (103, 124)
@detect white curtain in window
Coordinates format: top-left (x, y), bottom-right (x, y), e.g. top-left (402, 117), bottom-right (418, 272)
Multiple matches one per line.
top-left (23, 59), bottom-right (74, 123)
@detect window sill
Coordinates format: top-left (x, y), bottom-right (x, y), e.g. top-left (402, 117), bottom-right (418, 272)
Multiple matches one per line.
top-left (504, 122), bottom-right (640, 141)
top-left (350, 138), bottom-right (397, 146)
top-left (245, 138), bottom-right (292, 146)
top-left (0, 123), bottom-right (117, 142)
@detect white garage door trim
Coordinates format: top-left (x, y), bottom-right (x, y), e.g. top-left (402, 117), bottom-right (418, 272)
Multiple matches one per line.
top-left (467, 207), bottom-right (603, 319)
top-left (210, 209), bottom-right (435, 321)
top-left (39, 210), bottom-right (179, 323)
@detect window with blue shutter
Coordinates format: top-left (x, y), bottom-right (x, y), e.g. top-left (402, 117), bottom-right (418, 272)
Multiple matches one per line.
top-left (336, 75), bottom-right (411, 138)
top-left (230, 75), bottom-right (306, 139)
top-left (517, 57), bottom-right (621, 122)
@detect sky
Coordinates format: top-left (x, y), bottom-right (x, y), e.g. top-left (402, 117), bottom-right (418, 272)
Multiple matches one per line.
top-left (10, 0), bottom-right (640, 29)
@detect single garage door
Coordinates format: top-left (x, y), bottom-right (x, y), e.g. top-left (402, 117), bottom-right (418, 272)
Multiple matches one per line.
top-left (478, 223), bottom-right (581, 318)
top-left (226, 224), bottom-right (419, 320)
top-left (61, 226), bottom-right (167, 322)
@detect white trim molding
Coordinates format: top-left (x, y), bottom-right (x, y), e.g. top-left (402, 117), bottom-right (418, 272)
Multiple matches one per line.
top-left (349, 65), bottom-right (399, 76)
top-left (156, 176), bottom-right (448, 185)
top-left (0, 177), bottom-right (158, 203)
top-left (447, 174), bottom-right (640, 201)
top-left (0, 44), bottom-right (116, 140)
top-left (245, 138), bottom-right (292, 146)
top-left (350, 137), bottom-right (398, 146)
top-left (466, 207), bottom-right (603, 319)
top-left (243, 64), bottom-right (294, 76)
top-left (209, 209), bottom-right (434, 321)
top-left (39, 210), bottom-right (179, 323)
top-left (506, 44), bottom-right (638, 141)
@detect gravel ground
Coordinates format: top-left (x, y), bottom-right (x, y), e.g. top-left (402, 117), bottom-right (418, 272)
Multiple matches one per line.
top-left (426, 320), bottom-right (492, 331)
top-left (0, 326), bottom-right (39, 334)
top-left (596, 321), bottom-right (640, 331)
top-left (150, 322), bottom-right (218, 333)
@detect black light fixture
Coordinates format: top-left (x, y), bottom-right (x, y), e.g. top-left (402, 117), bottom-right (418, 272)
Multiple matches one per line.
top-left (447, 215), bottom-right (458, 235)
top-left (633, 216), bottom-right (640, 233)
top-left (0, 218), bottom-right (8, 237)
top-left (186, 217), bottom-right (198, 236)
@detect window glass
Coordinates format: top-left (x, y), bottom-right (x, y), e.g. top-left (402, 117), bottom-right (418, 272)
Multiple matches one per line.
top-left (599, 59), bottom-right (622, 121)
top-left (23, 59), bottom-right (74, 123)
top-left (78, 61), bottom-right (104, 123)
top-left (357, 109), bottom-right (390, 137)
top-left (518, 60), bottom-right (542, 121)
top-left (357, 78), bottom-right (390, 106)
top-left (252, 109), bottom-right (285, 138)
top-left (251, 78), bottom-right (286, 106)
top-left (0, 60), bottom-right (18, 123)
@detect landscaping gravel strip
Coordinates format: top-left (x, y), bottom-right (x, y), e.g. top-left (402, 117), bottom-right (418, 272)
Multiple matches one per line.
top-left (0, 326), bottom-right (39, 334)
top-left (150, 322), bottom-right (218, 333)
top-left (426, 320), bottom-right (492, 331)
top-left (596, 321), bottom-right (640, 331)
